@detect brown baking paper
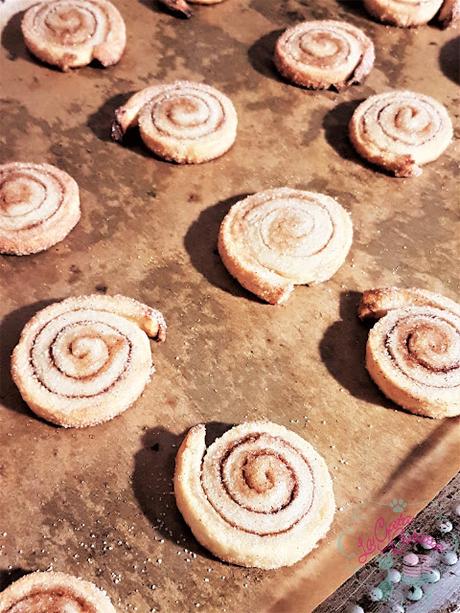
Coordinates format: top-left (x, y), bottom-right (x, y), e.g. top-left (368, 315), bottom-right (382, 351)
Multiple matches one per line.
top-left (0, 0), bottom-right (459, 611)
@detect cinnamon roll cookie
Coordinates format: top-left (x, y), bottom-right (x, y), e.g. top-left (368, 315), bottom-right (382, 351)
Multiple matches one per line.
top-left (112, 81), bottom-right (237, 164)
top-left (359, 287), bottom-right (460, 418)
top-left (0, 162), bottom-right (80, 255)
top-left (349, 91), bottom-right (453, 177)
top-left (363, 0), bottom-right (458, 27)
top-left (21, 0), bottom-right (126, 71)
top-left (11, 294), bottom-right (167, 427)
top-left (174, 421), bottom-right (335, 569)
top-left (218, 188), bottom-right (353, 304)
top-left (274, 20), bottom-right (375, 90)
top-left (0, 571), bottom-right (116, 612)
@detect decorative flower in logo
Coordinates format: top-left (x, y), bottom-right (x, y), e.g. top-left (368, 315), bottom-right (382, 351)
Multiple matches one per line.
top-left (377, 552), bottom-right (395, 570)
top-left (390, 499), bottom-right (407, 513)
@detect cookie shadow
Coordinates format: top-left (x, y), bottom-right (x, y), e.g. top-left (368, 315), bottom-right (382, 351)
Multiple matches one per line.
top-left (87, 92), bottom-right (161, 160)
top-left (1, 10), bottom-right (29, 63)
top-left (89, 92), bottom-right (190, 162)
top-left (247, 29), bottom-right (287, 84)
top-left (324, 100), bottom-right (412, 177)
top-left (336, 0), bottom-right (372, 21)
top-left (132, 422), bottom-right (233, 559)
top-left (377, 420), bottom-right (458, 497)
top-left (319, 290), bottom-right (394, 408)
top-left (0, 567), bottom-right (33, 591)
top-left (86, 92), bottom-right (128, 140)
top-left (440, 36), bottom-right (460, 84)
top-left (1, 10), bottom-right (67, 71)
top-left (0, 299), bottom-right (59, 418)
top-left (322, 99), bottom-right (366, 163)
top-left (184, 194), bottom-right (264, 302)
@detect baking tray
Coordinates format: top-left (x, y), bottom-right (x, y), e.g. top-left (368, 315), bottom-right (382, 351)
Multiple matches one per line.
top-left (0, 0), bottom-right (459, 611)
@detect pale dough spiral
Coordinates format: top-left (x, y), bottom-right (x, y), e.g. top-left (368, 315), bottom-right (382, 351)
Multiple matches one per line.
top-left (218, 188), bottom-right (353, 304)
top-left (0, 571), bottom-right (115, 613)
top-left (112, 81), bottom-right (238, 164)
top-left (359, 287), bottom-right (460, 418)
top-left (21, 0), bottom-right (126, 71)
top-left (11, 294), bottom-right (167, 428)
top-left (274, 20), bottom-right (375, 90)
top-left (0, 162), bottom-right (80, 255)
top-left (349, 90), bottom-right (453, 177)
top-left (174, 421), bottom-right (335, 569)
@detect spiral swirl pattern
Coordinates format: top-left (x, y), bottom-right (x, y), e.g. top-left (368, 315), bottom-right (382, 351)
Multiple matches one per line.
top-left (112, 81), bottom-right (238, 163)
top-left (349, 91), bottom-right (453, 177)
top-left (362, 288), bottom-right (460, 418)
top-left (0, 162), bottom-right (80, 255)
top-left (174, 422), bottom-right (335, 569)
top-left (363, 0), bottom-right (444, 26)
top-left (275, 20), bottom-right (375, 90)
top-left (218, 188), bottom-right (353, 304)
top-left (0, 572), bottom-right (115, 613)
top-left (11, 294), bottom-right (167, 427)
top-left (21, 0), bottom-right (126, 71)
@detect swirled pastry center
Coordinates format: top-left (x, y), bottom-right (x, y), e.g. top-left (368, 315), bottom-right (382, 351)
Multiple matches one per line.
top-left (258, 202), bottom-right (332, 257)
top-left (1, 179), bottom-right (31, 207)
top-left (376, 100), bottom-right (441, 146)
top-left (34, 1), bottom-right (108, 47)
top-left (224, 449), bottom-right (296, 513)
top-left (297, 31), bottom-right (351, 67)
top-left (0, 171), bottom-right (63, 231)
top-left (31, 313), bottom-right (132, 398)
top-left (1, 176), bottom-right (44, 216)
top-left (386, 314), bottom-right (460, 387)
top-left (202, 433), bottom-right (314, 535)
top-left (6, 588), bottom-right (95, 612)
top-left (151, 89), bottom-right (224, 139)
top-left (45, 8), bottom-right (96, 45)
top-left (406, 321), bottom-right (460, 371)
top-left (243, 196), bottom-right (335, 273)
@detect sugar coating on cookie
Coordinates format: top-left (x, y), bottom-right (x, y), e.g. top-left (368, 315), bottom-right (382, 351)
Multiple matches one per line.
top-left (21, 0), bottom-right (126, 71)
top-left (11, 294), bottom-right (167, 428)
top-left (0, 162), bottom-right (80, 255)
top-left (360, 287), bottom-right (460, 418)
top-left (349, 90), bottom-right (453, 177)
top-left (174, 421), bottom-right (335, 569)
top-left (112, 81), bottom-right (238, 164)
top-left (218, 188), bottom-right (353, 304)
top-left (0, 571), bottom-right (116, 612)
top-left (275, 20), bottom-right (375, 90)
